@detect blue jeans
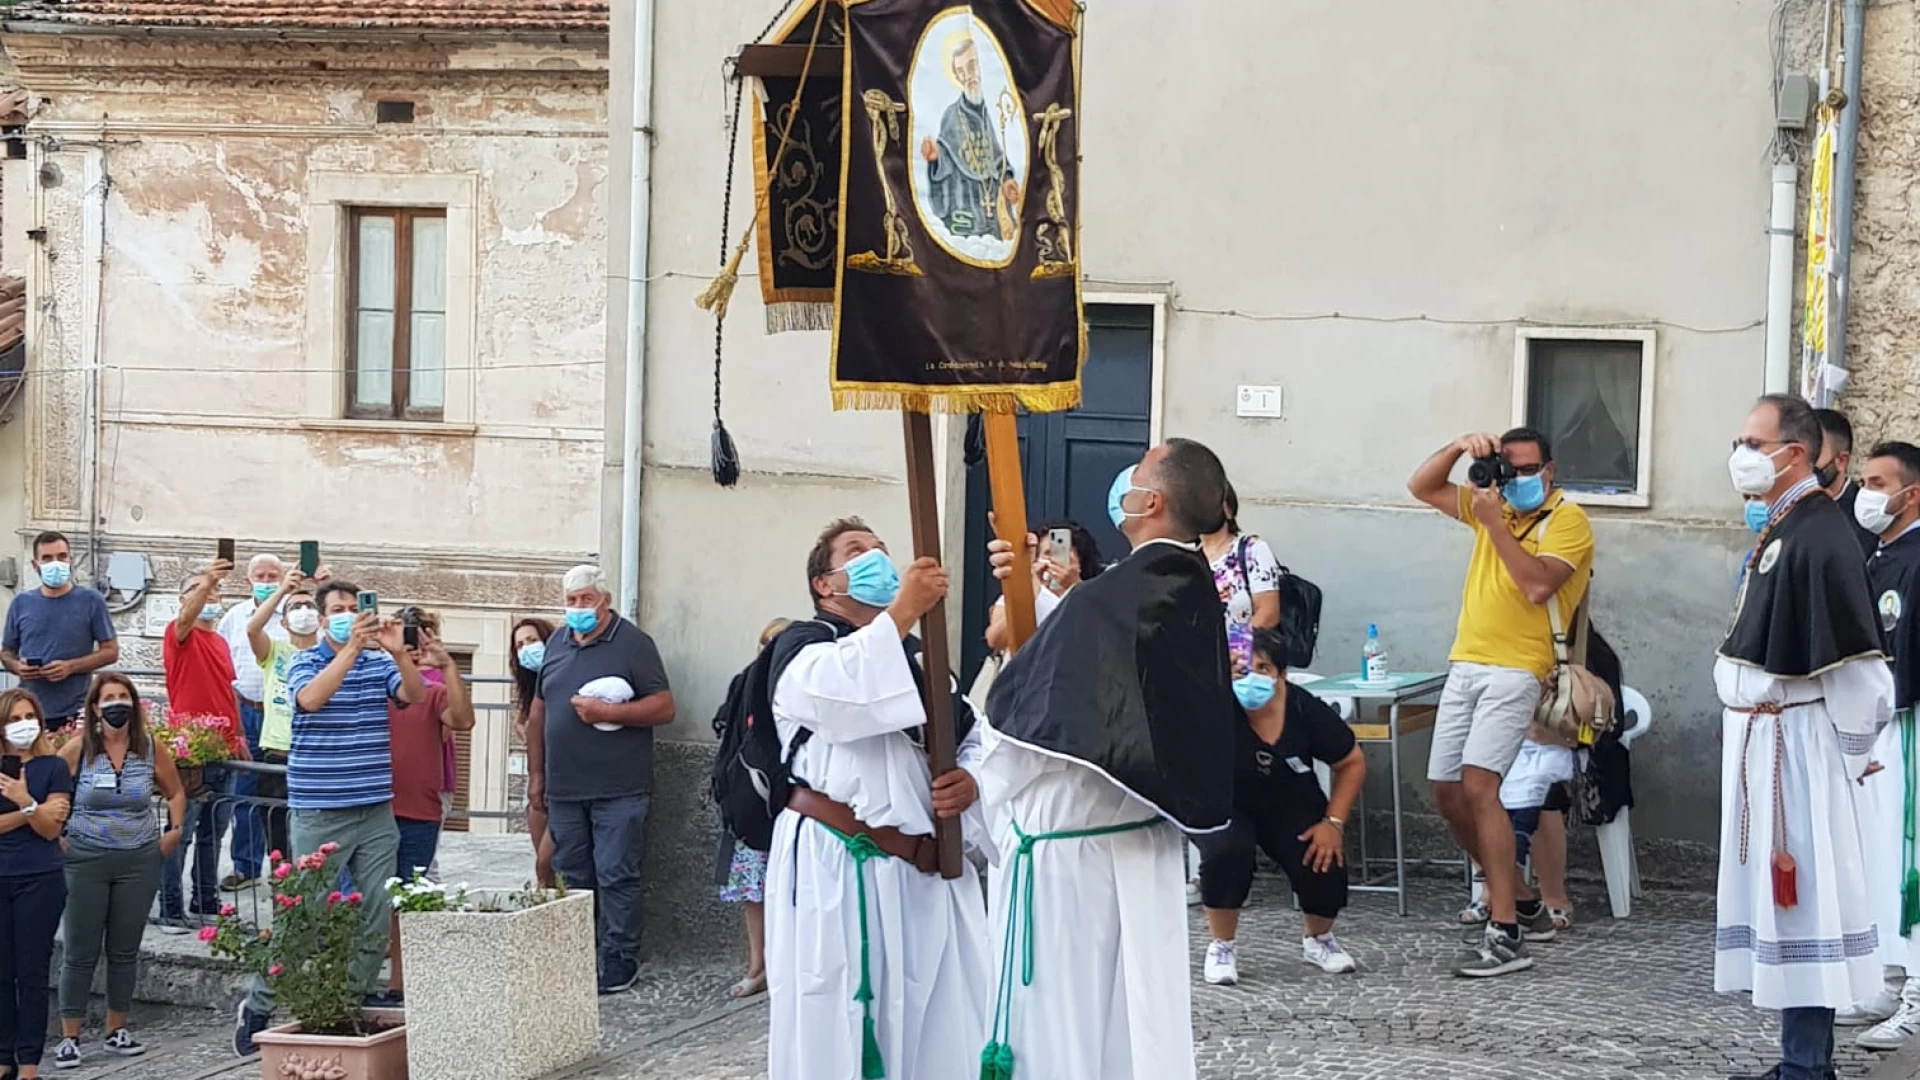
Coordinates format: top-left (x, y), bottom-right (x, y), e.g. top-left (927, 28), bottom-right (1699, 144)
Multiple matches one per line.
top-left (1778, 1006), bottom-right (1836, 1080)
top-left (547, 794), bottom-right (649, 969)
top-left (229, 701), bottom-right (266, 879)
top-left (394, 818), bottom-right (441, 882)
top-left (160, 779), bottom-right (227, 919)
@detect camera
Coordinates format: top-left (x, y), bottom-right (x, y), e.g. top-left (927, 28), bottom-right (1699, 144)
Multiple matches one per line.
top-left (1467, 455), bottom-right (1516, 489)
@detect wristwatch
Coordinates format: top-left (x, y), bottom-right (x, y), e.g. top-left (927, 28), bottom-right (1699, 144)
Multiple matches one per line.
top-left (21, 799), bottom-right (38, 818)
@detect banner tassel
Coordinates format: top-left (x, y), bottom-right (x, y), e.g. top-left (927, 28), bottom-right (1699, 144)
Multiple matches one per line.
top-left (695, 239), bottom-right (750, 324)
top-left (711, 419), bottom-right (740, 488)
top-left (1771, 851), bottom-right (1798, 910)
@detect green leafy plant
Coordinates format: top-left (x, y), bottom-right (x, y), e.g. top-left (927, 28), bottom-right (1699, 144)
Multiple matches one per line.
top-left (204, 844), bottom-right (369, 1035)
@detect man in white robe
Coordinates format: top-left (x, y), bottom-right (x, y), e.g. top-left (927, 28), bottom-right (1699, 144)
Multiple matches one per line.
top-left (977, 439), bottom-right (1241, 1080)
top-left (1718, 395), bottom-right (1895, 1080)
top-left (765, 517), bottom-right (992, 1080)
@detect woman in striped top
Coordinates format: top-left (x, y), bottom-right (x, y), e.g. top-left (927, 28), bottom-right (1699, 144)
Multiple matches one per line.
top-left (50, 675), bottom-right (186, 1069)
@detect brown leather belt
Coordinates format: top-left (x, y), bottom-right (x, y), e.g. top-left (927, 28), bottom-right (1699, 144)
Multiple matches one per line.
top-left (1730, 699), bottom-right (1824, 715)
top-left (787, 787), bottom-right (940, 875)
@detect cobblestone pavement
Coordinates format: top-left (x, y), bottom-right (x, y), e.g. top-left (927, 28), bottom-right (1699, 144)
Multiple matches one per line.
top-left (43, 875), bottom-right (1914, 1079)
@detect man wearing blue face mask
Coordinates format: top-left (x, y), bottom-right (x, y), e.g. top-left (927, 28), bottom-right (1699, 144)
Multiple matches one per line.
top-left (761, 517), bottom-right (990, 1080)
top-left (1408, 426), bottom-right (1594, 978)
top-left (1, 531), bottom-right (119, 731)
top-left (523, 563), bottom-right (675, 997)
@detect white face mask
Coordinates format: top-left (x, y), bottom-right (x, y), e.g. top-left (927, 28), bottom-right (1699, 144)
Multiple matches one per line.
top-left (285, 607), bottom-right (320, 636)
top-left (1729, 444), bottom-right (1790, 497)
top-left (1855, 488), bottom-right (1910, 535)
top-left (4, 719), bottom-right (39, 749)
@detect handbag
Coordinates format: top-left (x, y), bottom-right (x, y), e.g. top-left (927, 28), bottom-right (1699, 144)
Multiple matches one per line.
top-left (1534, 582), bottom-right (1616, 748)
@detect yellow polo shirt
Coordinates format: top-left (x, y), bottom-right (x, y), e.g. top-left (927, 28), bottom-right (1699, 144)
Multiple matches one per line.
top-left (1448, 487), bottom-right (1595, 679)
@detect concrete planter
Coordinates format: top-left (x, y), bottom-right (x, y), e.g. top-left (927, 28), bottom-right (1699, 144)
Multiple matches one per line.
top-left (397, 890), bottom-right (598, 1079)
top-left (253, 1007), bottom-right (407, 1080)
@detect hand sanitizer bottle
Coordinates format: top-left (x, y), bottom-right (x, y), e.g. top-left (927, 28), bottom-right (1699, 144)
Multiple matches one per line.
top-left (1362, 623), bottom-right (1389, 683)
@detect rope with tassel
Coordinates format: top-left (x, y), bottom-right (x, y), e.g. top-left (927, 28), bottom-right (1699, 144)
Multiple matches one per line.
top-left (1902, 709), bottom-right (1919, 936)
top-left (697, 0), bottom-right (831, 486)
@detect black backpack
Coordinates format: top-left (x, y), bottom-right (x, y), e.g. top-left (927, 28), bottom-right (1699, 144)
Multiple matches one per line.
top-left (1237, 535), bottom-right (1323, 669)
top-left (709, 619), bottom-right (843, 852)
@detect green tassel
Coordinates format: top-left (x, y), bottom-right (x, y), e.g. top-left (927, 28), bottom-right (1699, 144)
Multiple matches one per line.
top-left (861, 1015), bottom-right (885, 1080)
top-left (978, 1041), bottom-right (1013, 1080)
top-left (1903, 870), bottom-right (1920, 938)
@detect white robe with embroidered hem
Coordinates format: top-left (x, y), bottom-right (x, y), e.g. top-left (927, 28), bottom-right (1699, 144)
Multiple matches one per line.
top-left (1860, 713), bottom-right (1920, 973)
top-left (974, 726), bottom-right (1194, 1080)
top-left (765, 611), bottom-right (993, 1080)
top-left (1714, 656), bottom-right (1894, 1009)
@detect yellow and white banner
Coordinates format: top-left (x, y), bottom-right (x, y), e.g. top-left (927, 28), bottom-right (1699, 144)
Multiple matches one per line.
top-left (1802, 105), bottom-right (1835, 400)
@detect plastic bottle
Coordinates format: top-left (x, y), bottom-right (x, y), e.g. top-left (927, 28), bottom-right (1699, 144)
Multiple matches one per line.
top-left (1362, 623), bottom-right (1389, 683)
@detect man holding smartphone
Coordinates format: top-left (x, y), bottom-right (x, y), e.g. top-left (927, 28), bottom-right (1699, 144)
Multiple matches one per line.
top-left (1, 531), bottom-right (120, 730)
top-left (233, 580), bottom-right (426, 1056)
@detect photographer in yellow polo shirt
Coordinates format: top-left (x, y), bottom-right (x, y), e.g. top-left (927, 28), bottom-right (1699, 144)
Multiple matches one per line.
top-left (1408, 427), bottom-right (1593, 979)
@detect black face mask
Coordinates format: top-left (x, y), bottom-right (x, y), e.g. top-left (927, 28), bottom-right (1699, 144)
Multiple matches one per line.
top-left (100, 702), bottom-right (135, 730)
top-left (1816, 460), bottom-right (1840, 489)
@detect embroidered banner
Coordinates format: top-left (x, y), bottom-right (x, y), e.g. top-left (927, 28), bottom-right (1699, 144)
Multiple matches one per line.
top-left (830, 0), bottom-right (1084, 413)
top-left (752, 0), bottom-right (845, 334)
top-left (1801, 104), bottom-right (1834, 402)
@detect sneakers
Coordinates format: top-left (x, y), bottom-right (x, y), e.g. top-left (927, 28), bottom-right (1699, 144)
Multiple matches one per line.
top-left (219, 874), bottom-right (258, 892)
top-left (1516, 903), bottom-right (1558, 943)
top-left (233, 1002), bottom-right (271, 1057)
top-left (1859, 980), bottom-right (1920, 1050)
top-left (52, 1038), bottom-right (82, 1069)
top-left (1839, 983), bottom-right (1902, 1026)
top-left (363, 989), bottom-right (405, 1009)
top-left (1203, 939), bottom-right (1239, 985)
top-left (104, 1029), bottom-right (145, 1057)
top-left (1186, 879), bottom-right (1202, 907)
top-left (1302, 933), bottom-right (1357, 974)
top-left (1453, 925), bottom-right (1534, 978)
top-left (597, 958), bottom-right (640, 996)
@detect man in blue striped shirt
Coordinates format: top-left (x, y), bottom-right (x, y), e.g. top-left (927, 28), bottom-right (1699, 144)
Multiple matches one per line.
top-left (234, 580), bottom-right (426, 1056)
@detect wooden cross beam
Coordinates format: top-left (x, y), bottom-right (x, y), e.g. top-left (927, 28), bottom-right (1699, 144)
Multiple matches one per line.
top-left (735, 43), bottom-right (845, 79)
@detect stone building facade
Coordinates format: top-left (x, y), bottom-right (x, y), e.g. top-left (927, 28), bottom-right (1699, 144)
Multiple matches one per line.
top-left (0, 1), bottom-right (610, 831)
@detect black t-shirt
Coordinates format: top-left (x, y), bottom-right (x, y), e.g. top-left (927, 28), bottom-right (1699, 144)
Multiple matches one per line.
top-left (1233, 685), bottom-right (1356, 824)
top-left (0, 754), bottom-right (73, 878)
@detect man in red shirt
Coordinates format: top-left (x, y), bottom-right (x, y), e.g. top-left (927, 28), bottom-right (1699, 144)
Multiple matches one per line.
top-left (160, 561), bottom-right (250, 927)
top-left (379, 609), bottom-right (475, 1002)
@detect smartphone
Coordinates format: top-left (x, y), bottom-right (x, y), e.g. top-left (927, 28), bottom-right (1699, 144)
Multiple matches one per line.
top-left (401, 607), bottom-right (420, 649)
top-left (356, 590), bottom-right (378, 616)
top-left (0, 755), bottom-right (20, 781)
top-left (216, 537), bottom-right (235, 565)
top-left (1047, 528), bottom-right (1073, 567)
top-left (298, 540), bottom-right (320, 577)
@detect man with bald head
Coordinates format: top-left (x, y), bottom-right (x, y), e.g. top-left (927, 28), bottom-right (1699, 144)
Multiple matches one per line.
top-left (979, 437), bottom-right (1239, 1080)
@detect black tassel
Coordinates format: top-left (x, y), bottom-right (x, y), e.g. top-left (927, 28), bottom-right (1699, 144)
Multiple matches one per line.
top-left (964, 413), bottom-right (986, 468)
top-left (711, 420), bottom-right (741, 488)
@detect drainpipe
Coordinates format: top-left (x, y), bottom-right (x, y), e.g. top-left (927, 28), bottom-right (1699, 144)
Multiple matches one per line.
top-left (616, 0), bottom-right (656, 621)
top-left (1822, 0), bottom-right (1866, 405)
top-left (1764, 162), bottom-right (1796, 394)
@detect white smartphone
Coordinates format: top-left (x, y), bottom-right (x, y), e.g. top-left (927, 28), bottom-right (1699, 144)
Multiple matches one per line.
top-left (1047, 528), bottom-right (1073, 567)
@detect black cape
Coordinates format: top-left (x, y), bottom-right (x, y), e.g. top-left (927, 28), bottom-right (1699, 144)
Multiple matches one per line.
top-left (985, 540), bottom-right (1237, 832)
top-left (1719, 493), bottom-right (1884, 679)
top-left (1836, 482), bottom-right (1884, 560)
top-left (1868, 528), bottom-right (1920, 709)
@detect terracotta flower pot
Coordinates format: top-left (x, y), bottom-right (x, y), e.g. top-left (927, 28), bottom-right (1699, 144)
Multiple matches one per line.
top-left (252, 1007), bottom-right (407, 1080)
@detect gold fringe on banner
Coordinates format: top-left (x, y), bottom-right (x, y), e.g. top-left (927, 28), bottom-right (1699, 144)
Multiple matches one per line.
top-left (829, 382), bottom-right (1083, 415)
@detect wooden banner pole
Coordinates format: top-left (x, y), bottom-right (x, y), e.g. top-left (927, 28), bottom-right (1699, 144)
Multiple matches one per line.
top-left (901, 410), bottom-right (963, 880)
top-left (982, 412), bottom-right (1037, 653)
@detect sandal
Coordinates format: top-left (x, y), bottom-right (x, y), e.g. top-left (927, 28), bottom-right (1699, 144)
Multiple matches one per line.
top-left (1548, 906), bottom-right (1574, 931)
top-left (729, 974), bottom-right (768, 999)
top-left (1457, 898), bottom-right (1489, 925)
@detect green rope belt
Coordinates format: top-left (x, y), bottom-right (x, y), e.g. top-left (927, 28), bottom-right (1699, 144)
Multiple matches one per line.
top-left (817, 822), bottom-right (897, 1080)
top-left (1901, 709), bottom-right (1918, 938)
top-left (979, 817), bottom-right (1162, 1080)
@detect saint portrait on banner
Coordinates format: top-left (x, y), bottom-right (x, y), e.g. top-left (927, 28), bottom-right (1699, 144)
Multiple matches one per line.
top-left (909, 12), bottom-right (1029, 267)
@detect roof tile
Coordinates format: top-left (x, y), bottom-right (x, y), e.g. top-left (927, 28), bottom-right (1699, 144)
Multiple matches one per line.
top-left (3, 1), bottom-right (608, 33)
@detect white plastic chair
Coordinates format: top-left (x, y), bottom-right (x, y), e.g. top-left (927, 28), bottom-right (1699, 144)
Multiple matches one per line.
top-left (1597, 685), bottom-right (1652, 918)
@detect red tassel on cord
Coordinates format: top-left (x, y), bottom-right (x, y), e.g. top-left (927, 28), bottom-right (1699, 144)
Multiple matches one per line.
top-left (1772, 851), bottom-right (1799, 910)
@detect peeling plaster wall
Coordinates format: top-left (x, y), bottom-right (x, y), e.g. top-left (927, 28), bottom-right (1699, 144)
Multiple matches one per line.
top-left (1841, 1), bottom-right (1920, 445)
top-left (1, 34), bottom-right (609, 827)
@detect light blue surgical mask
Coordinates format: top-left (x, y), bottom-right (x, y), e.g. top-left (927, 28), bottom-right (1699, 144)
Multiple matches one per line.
top-left (1107, 465), bottom-right (1156, 529)
top-left (252, 582), bottom-right (277, 604)
top-left (834, 549), bottom-right (901, 609)
top-left (1744, 498), bottom-right (1770, 534)
top-left (198, 603), bottom-right (221, 623)
top-left (564, 607), bottom-right (599, 634)
top-left (1232, 672), bottom-right (1277, 712)
top-left (37, 561), bottom-right (71, 588)
top-left (1502, 474), bottom-right (1547, 513)
top-left (326, 613), bottom-right (355, 644)
top-left (517, 642), bottom-right (546, 671)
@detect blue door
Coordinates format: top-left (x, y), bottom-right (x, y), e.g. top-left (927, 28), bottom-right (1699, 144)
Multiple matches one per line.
top-left (960, 304), bottom-right (1154, 684)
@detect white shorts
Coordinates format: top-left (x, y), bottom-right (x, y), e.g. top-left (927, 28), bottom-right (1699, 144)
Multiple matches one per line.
top-left (1498, 741), bottom-right (1577, 810)
top-left (1426, 662), bottom-right (1542, 782)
